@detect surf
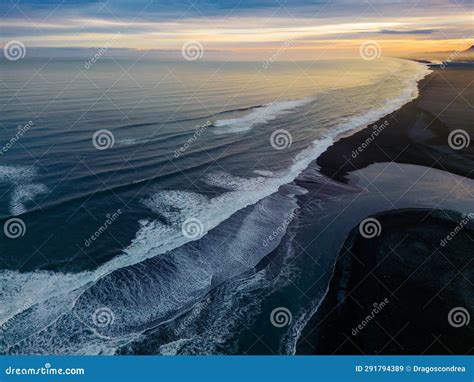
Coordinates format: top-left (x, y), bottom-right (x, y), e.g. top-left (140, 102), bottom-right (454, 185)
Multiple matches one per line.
top-left (0, 59), bottom-right (431, 354)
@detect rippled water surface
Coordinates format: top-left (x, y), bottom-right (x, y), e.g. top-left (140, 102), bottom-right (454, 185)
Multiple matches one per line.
top-left (0, 58), bottom-right (430, 354)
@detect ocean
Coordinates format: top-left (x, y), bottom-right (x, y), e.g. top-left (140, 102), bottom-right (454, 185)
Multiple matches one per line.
top-left (0, 57), bottom-right (431, 354)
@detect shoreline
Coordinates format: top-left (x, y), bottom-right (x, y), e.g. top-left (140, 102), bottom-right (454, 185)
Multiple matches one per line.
top-left (296, 65), bottom-right (474, 354)
top-left (317, 65), bottom-right (474, 182)
top-left (297, 207), bottom-right (474, 355)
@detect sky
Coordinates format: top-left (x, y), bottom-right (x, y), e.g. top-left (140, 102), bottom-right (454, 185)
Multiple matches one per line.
top-left (1, 0), bottom-right (473, 59)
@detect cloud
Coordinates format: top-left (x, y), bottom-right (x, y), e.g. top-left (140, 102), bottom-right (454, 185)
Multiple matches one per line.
top-left (379, 29), bottom-right (438, 35)
top-left (2, 0), bottom-right (466, 21)
top-left (0, 0), bottom-right (470, 53)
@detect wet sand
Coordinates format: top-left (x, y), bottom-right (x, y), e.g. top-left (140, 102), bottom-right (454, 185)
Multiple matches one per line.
top-left (317, 66), bottom-right (474, 182)
top-left (297, 65), bottom-right (474, 355)
top-left (297, 208), bottom-right (474, 355)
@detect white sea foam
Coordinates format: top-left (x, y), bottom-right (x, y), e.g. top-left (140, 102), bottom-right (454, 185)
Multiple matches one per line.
top-left (1, 61), bottom-right (429, 317)
top-left (0, 165), bottom-right (49, 216)
top-left (0, 61), bottom-right (431, 353)
top-left (156, 267), bottom-right (292, 355)
top-left (158, 338), bottom-right (195, 355)
top-left (0, 165), bottom-right (36, 184)
top-left (119, 137), bottom-right (151, 146)
top-left (212, 97), bottom-right (315, 134)
top-left (10, 183), bottom-right (49, 215)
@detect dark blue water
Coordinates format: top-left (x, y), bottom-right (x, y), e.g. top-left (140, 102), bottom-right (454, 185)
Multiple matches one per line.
top-left (0, 57), bottom-right (431, 354)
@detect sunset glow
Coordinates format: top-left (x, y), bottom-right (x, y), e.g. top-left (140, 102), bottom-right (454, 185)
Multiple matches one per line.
top-left (1, 0), bottom-right (472, 59)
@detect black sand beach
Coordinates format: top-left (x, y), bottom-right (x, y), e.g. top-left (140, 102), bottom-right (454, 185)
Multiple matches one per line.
top-left (317, 66), bottom-right (474, 181)
top-left (297, 65), bottom-right (474, 355)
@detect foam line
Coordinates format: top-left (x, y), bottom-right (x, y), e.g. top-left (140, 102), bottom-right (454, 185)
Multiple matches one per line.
top-left (212, 97), bottom-right (315, 134)
top-left (0, 60), bottom-right (431, 340)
